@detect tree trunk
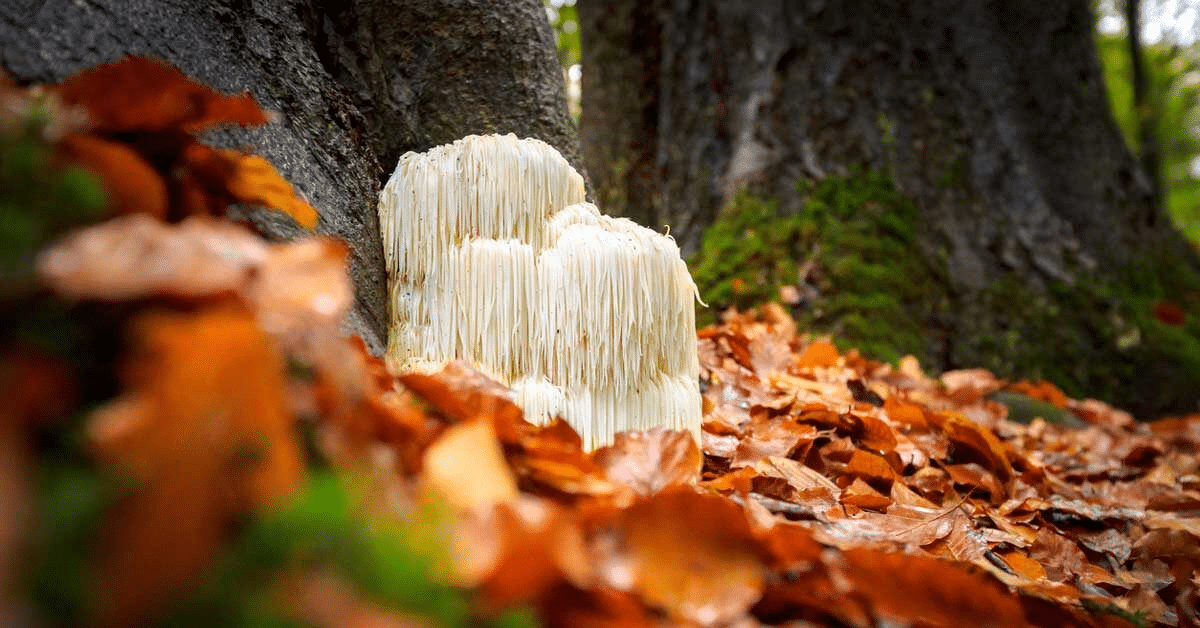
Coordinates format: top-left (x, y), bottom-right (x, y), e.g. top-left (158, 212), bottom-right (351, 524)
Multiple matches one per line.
top-left (0, 0), bottom-right (580, 355)
top-left (581, 0), bottom-right (1200, 417)
top-left (1126, 0), bottom-right (1164, 213)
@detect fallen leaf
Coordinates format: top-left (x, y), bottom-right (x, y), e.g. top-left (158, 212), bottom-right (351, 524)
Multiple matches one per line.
top-left (422, 419), bottom-right (517, 512)
top-left (180, 143), bottom-right (318, 228)
top-left (606, 488), bottom-right (765, 625)
top-left (88, 306), bottom-right (303, 626)
top-left (56, 55), bottom-right (268, 133)
top-left (839, 477), bottom-right (892, 510)
top-left (593, 428), bottom-right (700, 495)
top-left (796, 340), bottom-right (839, 369)
top-left (57, 132), bottom-right (168, 218)
top-left (1028, 528), bottom-right (1090, 584)
top-left (37, 214), bottom-right (267, 300)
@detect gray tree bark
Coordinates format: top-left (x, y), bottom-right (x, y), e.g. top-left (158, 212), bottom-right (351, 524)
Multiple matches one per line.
top-left (581, 0), bottom-right (1200, 416)
top-left (0, 0), bottom-right (579, 355)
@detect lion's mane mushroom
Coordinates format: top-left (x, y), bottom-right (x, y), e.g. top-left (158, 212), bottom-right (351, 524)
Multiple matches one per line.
top-left (378, 134), bottom-right (701, 450)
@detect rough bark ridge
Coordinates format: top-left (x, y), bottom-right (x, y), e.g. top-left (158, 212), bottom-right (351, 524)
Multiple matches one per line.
top-left (581, 0), bottom-right (1200, 415)
top-left (0, 0), bottom-right (580, 355)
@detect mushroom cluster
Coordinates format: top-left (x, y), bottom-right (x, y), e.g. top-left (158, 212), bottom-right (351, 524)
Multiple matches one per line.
top-left (378, 134), bottom-right (701, 450)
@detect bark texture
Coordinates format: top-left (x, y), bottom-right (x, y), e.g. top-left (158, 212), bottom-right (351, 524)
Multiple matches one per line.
top-left (0, 0), bottom-right (580, 355)
top-left (581, 0), bottom-right (1200, 416)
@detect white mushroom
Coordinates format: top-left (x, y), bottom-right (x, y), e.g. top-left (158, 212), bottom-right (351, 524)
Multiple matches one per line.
top-left (378, 134), bottom-right (701, 450)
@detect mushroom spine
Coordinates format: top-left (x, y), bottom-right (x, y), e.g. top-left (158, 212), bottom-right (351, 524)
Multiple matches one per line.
top-left (378, 134), bottom-right (701, 450)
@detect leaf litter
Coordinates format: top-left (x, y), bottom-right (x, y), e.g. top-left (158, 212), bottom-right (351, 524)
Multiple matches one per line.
top-left (4, 56), bottom-right (1199, 628)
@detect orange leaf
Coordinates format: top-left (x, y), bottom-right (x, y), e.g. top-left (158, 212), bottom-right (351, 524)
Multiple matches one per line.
top-left (796, 340), bottom-right (839, 369)
top-left (855, 412), bottom-right (898, 452)
top-left (423, 419), bottom-right (518, 511)
top-left (399, 362), bottom-right (528, 441)
top-left (1000, 550), bottom-right (1047, 581)
top-left (840, 548), bottom-right (1031, 628)
top-left (88, 306), bottom-right (303, 626)
top-left (843, 448), bottom-right (898, 487)
top-left (884, 395), bottom-right (928, 430)
top-left (58, 132), bottom-right (168, 218)
top-left (57, 55), bottom-right (269, 133)
top-left (593, 428), bottom-right (701, 495)
top-left (840, 477), bottom-right (893, 510)
top-left (180, 144), bottom-right (318, 228)
top-left (612, 488), bottom-right (765, 624)
top-left (942, 413), bottom-right (1014, 485)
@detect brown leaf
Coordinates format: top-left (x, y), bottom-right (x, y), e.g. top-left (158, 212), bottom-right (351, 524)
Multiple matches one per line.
top-left (838, 548), bottom-right (1031, 628)
top-left (37, 215), bottom-right (267, 300)
top-left (180, 144), bottom-right (318, 228)
top-left (855, 412), bottom-right (898, 453)
top-left (1133, 528), bottom-right (1200, 560)
top-left (247, 238), bottom-right (352, 342)
top-left (840, 477), bottom-right (892, 510)
top-left (1028, 528), bottom-right (1090, 584)
top-left (422, 419), bottom-right (518, 512)
top-left (57, 132), bottom-right (168, 218)
top-left (89, 307), bottom-right (303, 626)
top-left (796, 340), bottom-right (839, 369)
top-left (943, 414), bottom-right (1014, 485)
top-left (593, 428), bottom-right (700, 495)
top-left (470, 500), bottom-right (590, 611)
top-left (56, 56), bottom-right (269, 133)
top-left (399, 362), bottom-right (527, 438)
top-left (945, 463), bottom-right (1005, 501)
top-left (606, 488), bottom-right (765, 625)
top-left (730, 419), bottom-right (818, 469)
top-left (884, 395), bottom-right (928, 430)
top-left (842, 449), bottom-right (898, 488)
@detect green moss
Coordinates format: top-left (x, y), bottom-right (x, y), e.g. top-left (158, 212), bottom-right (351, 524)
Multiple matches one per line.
top-left (0, 97), bottom-right (108, 293)
top-left (958, 253), bottom-right (1200, 417)
top-left (690, 166), bottom-right (945, 364)
top-left (690, 164), bottom-right (1200, 416)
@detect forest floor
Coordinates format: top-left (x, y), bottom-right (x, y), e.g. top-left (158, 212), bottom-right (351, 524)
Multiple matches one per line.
top-left (4, 56), bottom-right (1199, 628)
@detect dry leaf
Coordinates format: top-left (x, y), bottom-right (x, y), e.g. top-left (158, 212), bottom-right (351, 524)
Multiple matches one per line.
top-left (56, 55), bottom-right (268, 133)
top-left (607, 488), bottom-right (765, 625)
top-left (422, 419), bottom-right (517, 512)
top-left (57, 132), bottom-right (168, 218)
top-left (88, 306), bottom-right (303, 626)
top-left (593, 428), bottom-right (701, 495)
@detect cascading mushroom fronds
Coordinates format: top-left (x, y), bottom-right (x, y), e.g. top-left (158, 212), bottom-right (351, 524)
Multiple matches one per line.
top-left (378, 133), bottom-right (701, 450)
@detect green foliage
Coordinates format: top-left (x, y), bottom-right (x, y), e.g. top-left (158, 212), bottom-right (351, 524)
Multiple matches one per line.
top-left (545, 1), bottom-right (580, 69)
top-left (28, 455), bottom-right (122, 625)
top-left (690, 167), bottom-right (945, 363)
top-left (0, 99), bottom-right (107, 292)
top-left (159, 473), bottom-right (537, 628)
top-left (1096, 32), bottom-right (1200, 243)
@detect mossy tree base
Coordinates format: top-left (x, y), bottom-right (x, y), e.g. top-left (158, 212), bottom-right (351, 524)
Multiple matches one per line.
top-left (691, 169), bottom-right (1200, 419)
